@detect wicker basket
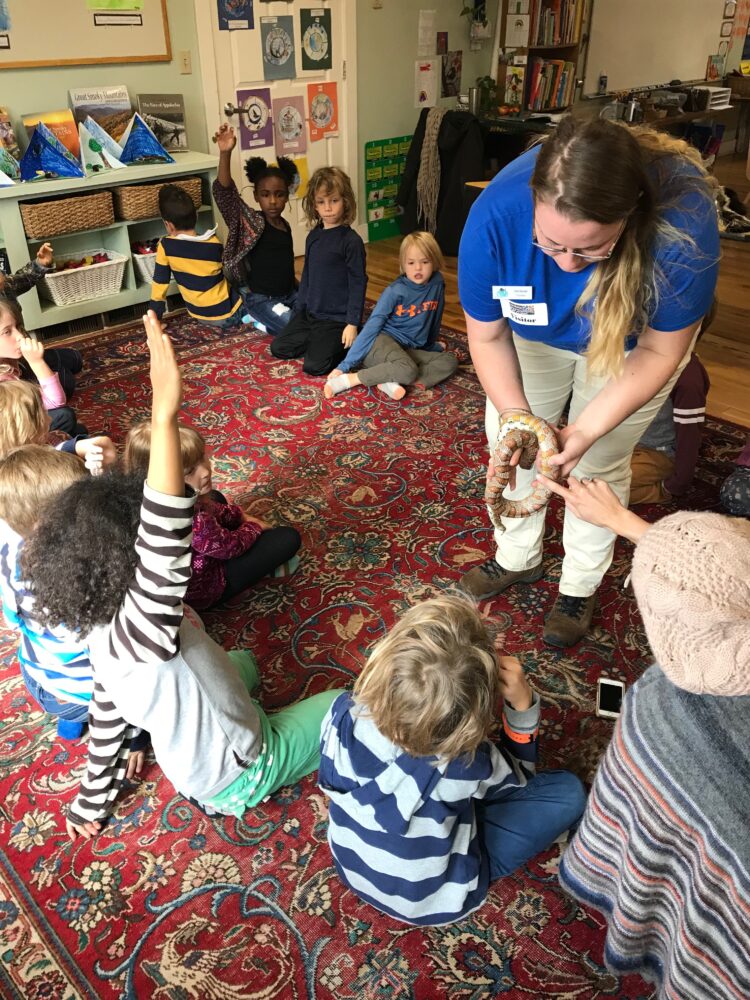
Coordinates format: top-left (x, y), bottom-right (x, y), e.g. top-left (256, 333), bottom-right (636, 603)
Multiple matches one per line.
top-left (113, 176), bottom-right (203, 221)
top-left (20, 190), bottom-right (114, 240)
top-left (40, 248), bottom-right (128, 306)
top-left (132, 250), bottom-right (157, 283)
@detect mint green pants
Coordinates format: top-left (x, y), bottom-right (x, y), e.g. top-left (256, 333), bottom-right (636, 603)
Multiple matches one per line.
top-left (206, 650), bottom-right (342, 817)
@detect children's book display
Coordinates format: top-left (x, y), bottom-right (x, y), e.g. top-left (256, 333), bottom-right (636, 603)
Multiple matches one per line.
top-left (19, 121), bottom-right (85, 181)
top-left (22, 110), bottom-right (80, 159)
top-left (78, 120), bottom-right (125, 175)
top-left (137, 94), bottom-right (188, 153)
top-left (69, 86), bottom-right (132, 143)
top-left (118, 112), bottom-right (175, 165)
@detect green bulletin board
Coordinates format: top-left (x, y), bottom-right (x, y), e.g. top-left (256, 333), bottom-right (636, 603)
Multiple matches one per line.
top-left (364, 134), bottom-right (411, 242)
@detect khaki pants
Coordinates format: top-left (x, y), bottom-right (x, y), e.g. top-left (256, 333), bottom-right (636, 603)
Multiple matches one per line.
top-left (485, 335), bottom-right (691, 597)
top-left (630, 447), bottom-right (675, 505)
top-left (357, 334), bottom-right (458, 388)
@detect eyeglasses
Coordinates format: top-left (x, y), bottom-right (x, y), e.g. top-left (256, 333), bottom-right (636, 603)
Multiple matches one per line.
top-left (531, 219), bottom-right (627, 262)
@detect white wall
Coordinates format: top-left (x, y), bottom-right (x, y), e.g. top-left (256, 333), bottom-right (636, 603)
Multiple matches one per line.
top-left (356, 0), bottom-right (494, 150)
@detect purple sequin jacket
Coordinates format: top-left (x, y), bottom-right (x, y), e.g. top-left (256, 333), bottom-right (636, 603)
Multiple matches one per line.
top-left (185, 496), bottom-right (262, 609)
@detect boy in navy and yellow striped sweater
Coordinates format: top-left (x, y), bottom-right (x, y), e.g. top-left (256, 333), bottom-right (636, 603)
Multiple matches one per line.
top-left (148, 184), bottom-right (244, 327)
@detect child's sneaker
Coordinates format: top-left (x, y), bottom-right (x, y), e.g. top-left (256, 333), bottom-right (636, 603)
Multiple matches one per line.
top-left (273, 555), bottom-right (300, 579)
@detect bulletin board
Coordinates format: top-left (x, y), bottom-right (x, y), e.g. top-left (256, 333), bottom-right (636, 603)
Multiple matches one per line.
top-left (0, 0), bottom-right (171, 69)
top-left (364, 135), bottom-right (411, 243)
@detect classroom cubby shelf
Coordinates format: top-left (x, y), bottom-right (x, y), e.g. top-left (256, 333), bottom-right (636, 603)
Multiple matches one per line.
top-left (0, 152), bottom-right (218, 330)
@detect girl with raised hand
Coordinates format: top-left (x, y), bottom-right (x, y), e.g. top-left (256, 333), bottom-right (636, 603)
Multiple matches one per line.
top-left (21, 311), bottom-right (341, 839)
top-left (212, 122), bottom-right (298, 335)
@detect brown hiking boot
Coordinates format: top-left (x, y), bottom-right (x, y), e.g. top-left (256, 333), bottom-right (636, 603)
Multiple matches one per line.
top-left (459, 559), bottom-right (544, 600)
top-left (543, 593), bottom-right (597, 648)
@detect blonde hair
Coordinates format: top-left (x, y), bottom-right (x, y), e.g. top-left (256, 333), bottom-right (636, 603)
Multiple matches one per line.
top-left (302, 166), bottom-right (357, 228)
top-left (0, 445), bottom-right (85, 537)
top-left (531, 117), bottom-right (717, 378)
top-left (399, 231), bottom-right (445, 274)
top-left (0, 381), bottom-right (50, 458)
top-left (124, 420), bottom-right (205, 475)
top-left (353, 594), bottom-right (500, 761)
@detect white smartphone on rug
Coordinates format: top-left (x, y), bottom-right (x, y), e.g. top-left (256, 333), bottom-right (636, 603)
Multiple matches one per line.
top-left (596, 677), bottom-right (625, 719)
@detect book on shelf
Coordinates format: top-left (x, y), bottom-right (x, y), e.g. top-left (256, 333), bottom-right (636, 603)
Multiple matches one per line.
top-left (68, 85), bottom-right (132, 143)
top-left (137, 93), bottom-right (188, 152)
top-left (22, 109), bottom-right (79, 159)
top-left (0, 107), bottom-right (21, 160)
top-left (528, 56), bottom-right (576, 110)
top-left (529, 0), bottom-right (583, 47)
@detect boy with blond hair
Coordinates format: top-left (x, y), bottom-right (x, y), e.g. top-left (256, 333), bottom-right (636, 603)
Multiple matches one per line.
top-left (324, 231), bottom-right (457, 400)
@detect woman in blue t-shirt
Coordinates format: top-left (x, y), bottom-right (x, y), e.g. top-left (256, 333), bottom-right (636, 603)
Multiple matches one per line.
top-left (457, 116), bottom-right (719, 647)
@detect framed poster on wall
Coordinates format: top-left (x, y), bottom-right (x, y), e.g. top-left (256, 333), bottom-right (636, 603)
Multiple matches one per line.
top-left (0, 0), bottom-right (170, 68)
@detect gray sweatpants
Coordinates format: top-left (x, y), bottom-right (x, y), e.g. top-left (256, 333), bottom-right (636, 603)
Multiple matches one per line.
top-left (356, 334), bottom-right (458, 388)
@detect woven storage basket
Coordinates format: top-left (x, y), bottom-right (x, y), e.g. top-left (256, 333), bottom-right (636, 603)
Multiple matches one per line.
top-left (132, 250), bottom-right (157, 283)
top-left (113, 176), bottom-right (202, 221)
top-left (20, 190), bottom-right (114, 240)
top-left (40, 249), bottom-right (128, 307)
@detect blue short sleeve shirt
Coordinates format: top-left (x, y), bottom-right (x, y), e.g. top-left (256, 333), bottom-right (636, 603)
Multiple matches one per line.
top-left (458, 145), bottom-right (719, 354)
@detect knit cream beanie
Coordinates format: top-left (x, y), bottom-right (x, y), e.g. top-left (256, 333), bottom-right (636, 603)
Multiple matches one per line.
top-left (631, 511), bottom-right (750, 696)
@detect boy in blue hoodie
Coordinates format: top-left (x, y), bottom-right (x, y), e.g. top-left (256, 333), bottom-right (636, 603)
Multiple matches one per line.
top-left (324, 231), bottom-right (457, 400)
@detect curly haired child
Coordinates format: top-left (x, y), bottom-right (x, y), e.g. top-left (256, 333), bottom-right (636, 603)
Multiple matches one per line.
top-left (212, 123), bottom-right (298, 335)
top-left (0, 446), bottom-right (94, 741)
top-left (319, 593), bottom-right (586, 925)
top-left (325, 231), bottom-right (458, 401)
top-left (0, 380), bottom-right (116, 474)
top-left (22, 311), bottom-right (342, 839)
top-left (270, 166), bottom-right (367, 376)
top-left (124, 420), bottom-right (301, 609)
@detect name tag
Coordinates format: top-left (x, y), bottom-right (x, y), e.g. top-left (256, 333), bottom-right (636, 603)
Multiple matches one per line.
top-left (500, 298), bottom-right (549, 325)
top-left (493, 285), bottom-right (533, 300)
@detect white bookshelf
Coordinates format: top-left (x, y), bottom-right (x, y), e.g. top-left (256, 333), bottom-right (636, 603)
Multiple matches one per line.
top-left (0, 152), bottom-right (218, 330)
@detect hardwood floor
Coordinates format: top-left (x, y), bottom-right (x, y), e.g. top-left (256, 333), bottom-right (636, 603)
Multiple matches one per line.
top-left (362, 162), bottom-right (750, 427)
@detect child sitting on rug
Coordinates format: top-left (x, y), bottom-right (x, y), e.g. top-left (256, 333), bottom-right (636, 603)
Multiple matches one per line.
top-left (21, 311), bottom-right (341, 839)
top-left (212, 123), bottom-right (298, 336)
top-left (270, 166), bottom-right (367, 376)
top-left (0, 245), bottom-right (84, 400)
top-left (325, 232), bottom-right (457, 401)
top-left (124, 420), bottom-right (301, 610)
top-left (0, 446), bottom-right (95, 741)
top-left (0, 296), bottom-right (86, 437)
top-left (0, 380), bottom-right (116, 475)
top-left (318, 593), bottom-right (586, 925)
top-left (148, 184), bottom-right (246, 328)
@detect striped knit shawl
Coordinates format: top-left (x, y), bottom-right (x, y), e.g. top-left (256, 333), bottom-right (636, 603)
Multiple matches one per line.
top-left (559, 665), bottom-right (750, 1000)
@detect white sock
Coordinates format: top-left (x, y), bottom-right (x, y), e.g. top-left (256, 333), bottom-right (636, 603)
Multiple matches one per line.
top-left (377, 381), bottom-right (404, 400)
top-left (326, 374), bottom-right (352, 395)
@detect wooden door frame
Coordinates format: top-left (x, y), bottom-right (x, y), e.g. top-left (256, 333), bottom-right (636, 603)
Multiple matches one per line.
top-left (193, 1), bottom-right (362, 239)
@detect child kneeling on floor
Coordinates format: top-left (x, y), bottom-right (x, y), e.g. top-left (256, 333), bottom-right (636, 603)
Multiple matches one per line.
top-left (22, 312), bottom-right (342, 839)
top-left (124, 420), bottom-right (301, 610)
top-left (319, 593), bottom-right (586, 925)
top-left (325, 232), bottom-right (457, 401)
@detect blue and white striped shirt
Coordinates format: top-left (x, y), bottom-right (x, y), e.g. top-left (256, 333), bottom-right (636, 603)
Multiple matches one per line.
top-left (319, 690), bottom-right (540, 925)
top-left (0, 524), bottom-right (93, 705)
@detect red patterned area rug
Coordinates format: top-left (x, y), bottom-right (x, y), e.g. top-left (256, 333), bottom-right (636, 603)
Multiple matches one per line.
top-left (0, 313), bottom-right (745, 1000)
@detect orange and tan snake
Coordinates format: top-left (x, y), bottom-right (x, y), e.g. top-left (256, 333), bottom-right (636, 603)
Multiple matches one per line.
top-left (485, 410), bottom-right (561, 530)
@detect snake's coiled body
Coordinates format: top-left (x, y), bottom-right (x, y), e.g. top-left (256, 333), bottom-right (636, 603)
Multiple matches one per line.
top-left (485, 411), bottom-right (560, 530)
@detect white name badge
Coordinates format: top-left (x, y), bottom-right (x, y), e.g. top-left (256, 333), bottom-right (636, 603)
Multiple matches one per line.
top-left (500, 298), bottom-right (549, 325)
top-left (492, 285), bottom-right (533, 300)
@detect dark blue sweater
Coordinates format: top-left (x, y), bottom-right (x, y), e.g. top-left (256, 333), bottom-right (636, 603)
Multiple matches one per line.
top-left (296, 225), bottom-right (367, 327)
top-left (338, 272), bottom-right (445, 373)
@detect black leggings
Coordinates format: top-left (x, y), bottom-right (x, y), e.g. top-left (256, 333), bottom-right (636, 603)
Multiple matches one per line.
top-left (220, 526), bottom-right (301, 602)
